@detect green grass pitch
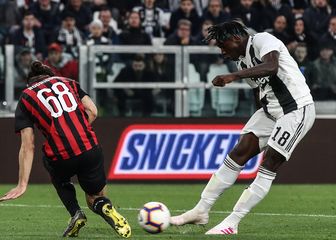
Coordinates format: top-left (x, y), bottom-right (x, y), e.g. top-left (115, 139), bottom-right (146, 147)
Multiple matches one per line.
top-left (0, 184), bottom-right (335, 240)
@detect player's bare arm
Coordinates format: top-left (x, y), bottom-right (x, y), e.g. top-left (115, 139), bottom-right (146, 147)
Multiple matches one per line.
top-left (212, 51), bottom-right (279, 87)
top-left (0, 127), bottom-right (34, 201)
top-left (81, 95), bottom-right (98, 124)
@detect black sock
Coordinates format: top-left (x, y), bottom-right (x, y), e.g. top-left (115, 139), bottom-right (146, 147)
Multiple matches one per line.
top-left (92, 196), bottom-right (112, 216)
top-left (53, 181), bottom-right (81, 217)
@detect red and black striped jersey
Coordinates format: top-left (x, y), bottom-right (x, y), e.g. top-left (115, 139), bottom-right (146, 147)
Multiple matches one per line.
top-left (15, 76), bottom-right (98, 160)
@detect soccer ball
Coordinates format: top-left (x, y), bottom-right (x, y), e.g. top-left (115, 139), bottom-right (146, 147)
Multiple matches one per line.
top-left (138, 202), bottom-right (171, 234)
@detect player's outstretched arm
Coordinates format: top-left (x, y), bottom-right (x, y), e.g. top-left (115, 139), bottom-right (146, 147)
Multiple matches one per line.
top-left (212, 51), bottom-right (279, 87)
top-left (0, 128), bottom-right (34, 202)
top-left (81, 95), bottom-right (98, 124)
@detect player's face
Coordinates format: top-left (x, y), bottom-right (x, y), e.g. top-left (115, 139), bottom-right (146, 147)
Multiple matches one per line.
top-left (216, 38), bottom-right (242, 61)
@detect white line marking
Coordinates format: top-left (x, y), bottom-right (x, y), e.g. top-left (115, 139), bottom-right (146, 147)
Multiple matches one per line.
top-left (1, 203), bottom-right (335, 219)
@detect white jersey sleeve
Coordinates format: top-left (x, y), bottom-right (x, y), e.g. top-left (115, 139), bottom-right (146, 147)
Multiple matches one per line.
top-left (253, 33), bottom-right (282, 59)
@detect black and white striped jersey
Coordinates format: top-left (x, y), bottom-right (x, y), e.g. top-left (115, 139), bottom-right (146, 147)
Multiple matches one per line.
top-left (237, 32), bottom-right (313, 119)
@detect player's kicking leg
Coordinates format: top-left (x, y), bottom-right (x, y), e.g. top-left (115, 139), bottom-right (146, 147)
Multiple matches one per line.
top-left (206, 104), bottom-right (315, 235)
top-left (170, 133), bottom-right (260, 226)
top-left (86, 187), bottom-right (131, 238)
top-left (205, 146), bottom-right (284, 235)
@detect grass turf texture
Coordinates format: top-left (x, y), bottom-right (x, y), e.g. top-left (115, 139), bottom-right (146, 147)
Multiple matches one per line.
top-left (0, 184), bottom-right (335, 240)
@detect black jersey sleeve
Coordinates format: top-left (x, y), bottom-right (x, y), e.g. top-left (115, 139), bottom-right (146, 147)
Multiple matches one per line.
top-left (14, 100), bottom-right (34, 133)
top-left (75, 82), bottom-right (89, 99)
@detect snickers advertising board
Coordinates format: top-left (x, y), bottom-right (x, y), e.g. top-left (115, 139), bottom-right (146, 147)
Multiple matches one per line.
top-left (108, 124), bottom-right (263, 180)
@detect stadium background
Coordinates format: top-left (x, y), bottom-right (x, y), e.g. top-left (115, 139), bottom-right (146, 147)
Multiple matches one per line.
top-left (0, 1), bottom-right (336, 239)
top-left (1, 0), bottom-right (336, 183)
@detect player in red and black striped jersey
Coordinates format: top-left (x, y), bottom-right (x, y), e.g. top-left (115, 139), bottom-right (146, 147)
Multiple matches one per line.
top-left (15, 68), bottom-right (98, 160)
top-left (0, 61), bottom-right (131, 238)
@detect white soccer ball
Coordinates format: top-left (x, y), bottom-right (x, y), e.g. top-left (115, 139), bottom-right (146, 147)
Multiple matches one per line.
top-left (138, 202), bottom-right (171, 234)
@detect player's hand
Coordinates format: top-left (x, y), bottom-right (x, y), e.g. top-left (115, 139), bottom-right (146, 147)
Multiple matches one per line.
top-left (0, 185), bottom-right (27, 202)
top-left (212, 74), bottom-right (239, 87)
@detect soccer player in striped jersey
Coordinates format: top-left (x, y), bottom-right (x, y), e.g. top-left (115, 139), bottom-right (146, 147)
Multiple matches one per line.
top-left (171, 20), bottom-right (316, 235)
top-left (0, 61), bottom-right (131, 238)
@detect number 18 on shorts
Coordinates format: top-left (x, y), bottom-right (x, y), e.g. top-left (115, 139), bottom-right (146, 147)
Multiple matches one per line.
top-left (242, 104), bottom-right (315, 160)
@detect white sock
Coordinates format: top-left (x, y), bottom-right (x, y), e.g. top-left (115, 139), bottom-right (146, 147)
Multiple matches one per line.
top-left (194, 156), bottom-right (244, 213)
top-left (224, 166), bottom-right (276, 226)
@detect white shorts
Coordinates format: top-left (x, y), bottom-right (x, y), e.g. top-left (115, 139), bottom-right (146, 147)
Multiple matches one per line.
top-left (241, 104), bottom-right (315, 160)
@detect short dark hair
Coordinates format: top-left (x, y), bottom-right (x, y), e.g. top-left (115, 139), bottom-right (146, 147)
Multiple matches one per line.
top-left (204, 20), bottom-right (248, 43)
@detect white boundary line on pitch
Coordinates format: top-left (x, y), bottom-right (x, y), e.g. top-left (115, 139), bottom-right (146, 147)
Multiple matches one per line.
top-left (1, 203), bottom-right (335, 219)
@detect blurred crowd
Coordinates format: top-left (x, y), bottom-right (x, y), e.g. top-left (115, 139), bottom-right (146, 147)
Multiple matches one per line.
top-left (0, 0), bottom-right (336, 115)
